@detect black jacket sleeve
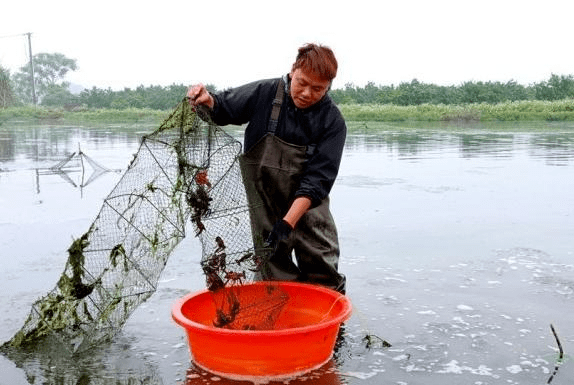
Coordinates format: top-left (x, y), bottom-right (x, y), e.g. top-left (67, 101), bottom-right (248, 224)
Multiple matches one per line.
top-left (293, 102), bottom-right (346, 206)
top-left (210, 79), bottom-right (274, 128)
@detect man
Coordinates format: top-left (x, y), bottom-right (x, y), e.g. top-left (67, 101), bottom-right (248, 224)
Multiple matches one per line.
top-left (188, 43), bottom-right (347, 293)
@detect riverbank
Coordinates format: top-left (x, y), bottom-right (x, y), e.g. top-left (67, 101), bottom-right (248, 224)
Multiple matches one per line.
top-left (2, 99), bottom-right (574, 124)
top-left (0, 106), bottom-right (166, 125)
top-left (339, 99), bottom-right (574, 121)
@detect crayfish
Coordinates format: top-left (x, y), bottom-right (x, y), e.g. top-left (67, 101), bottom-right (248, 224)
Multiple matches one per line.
top-left (187, 184), bottom-right (212, 236)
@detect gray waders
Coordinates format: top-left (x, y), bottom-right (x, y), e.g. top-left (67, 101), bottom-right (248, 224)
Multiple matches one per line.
top-left (239, 132), bottom-right (346, 294)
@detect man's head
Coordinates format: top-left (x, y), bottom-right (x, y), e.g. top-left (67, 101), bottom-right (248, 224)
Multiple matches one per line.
top-left (289, 43), bottom-right (338, 109)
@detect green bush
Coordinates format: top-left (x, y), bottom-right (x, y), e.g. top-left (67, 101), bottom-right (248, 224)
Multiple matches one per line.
top-left (1, 66), bottom-right (16, 108)
top-left (337, 100), bottom-right (574, 122)
top-left (3, 99), bottom-right (574, 124)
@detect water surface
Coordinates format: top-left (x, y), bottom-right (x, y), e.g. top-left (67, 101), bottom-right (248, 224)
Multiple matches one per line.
top-left (1, 121), bottom-right (573, 384)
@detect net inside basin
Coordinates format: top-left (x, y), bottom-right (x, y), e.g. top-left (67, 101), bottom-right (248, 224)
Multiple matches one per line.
top-left (172, 281), bottom-right (352, 379)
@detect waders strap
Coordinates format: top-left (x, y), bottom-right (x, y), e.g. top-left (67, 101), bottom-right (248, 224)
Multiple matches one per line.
top-left (268, 78), bottom-right (285, 134)
top-left (267, 77), bottom-right (316, 157)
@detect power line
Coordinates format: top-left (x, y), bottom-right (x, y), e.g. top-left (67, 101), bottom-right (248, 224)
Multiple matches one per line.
top-left (0, 32), bottom-right (30, 39)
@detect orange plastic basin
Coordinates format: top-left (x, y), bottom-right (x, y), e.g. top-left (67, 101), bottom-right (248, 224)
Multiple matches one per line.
top-left (172, 281), bottom-right (352, 380)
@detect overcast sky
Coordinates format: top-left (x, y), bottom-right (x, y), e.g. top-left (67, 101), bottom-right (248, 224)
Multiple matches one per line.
top-left (1, 0), bottom-right (572, 91)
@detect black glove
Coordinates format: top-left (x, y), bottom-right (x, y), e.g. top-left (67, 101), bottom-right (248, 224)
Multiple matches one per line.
top-left (265, 219), bottom-right (293, 249)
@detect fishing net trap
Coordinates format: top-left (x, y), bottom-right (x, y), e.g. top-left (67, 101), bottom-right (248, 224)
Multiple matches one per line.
top-left (2, 99), bottom-right (288, 354)
top-left (41, 143), bottom-right (119, 189)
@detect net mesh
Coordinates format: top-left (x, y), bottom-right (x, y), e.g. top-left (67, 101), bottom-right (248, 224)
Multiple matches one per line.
top-left (3, 99), bottom-right (288, 354)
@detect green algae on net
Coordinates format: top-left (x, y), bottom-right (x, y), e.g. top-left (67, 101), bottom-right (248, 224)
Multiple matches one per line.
top-left (2, 99), bottom-right (260, 354)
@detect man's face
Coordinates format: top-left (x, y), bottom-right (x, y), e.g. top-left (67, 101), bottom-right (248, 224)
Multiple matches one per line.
top-left (289, 68), bottom-right (331, 109)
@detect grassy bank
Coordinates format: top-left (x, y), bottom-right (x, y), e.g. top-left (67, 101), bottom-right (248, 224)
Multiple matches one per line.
top-left (339, 99), bottom-right (574, 122)
top-left (2, 99), bottom-right (574, 124)
top-left (0, 105), bottom-right (167, 125)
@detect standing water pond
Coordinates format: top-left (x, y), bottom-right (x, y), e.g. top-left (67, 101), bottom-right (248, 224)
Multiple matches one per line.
top-left (1, 120), bottom-right (574, 385)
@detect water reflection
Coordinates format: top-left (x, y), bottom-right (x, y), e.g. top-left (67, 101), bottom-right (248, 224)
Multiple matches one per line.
top-left (3, 123), bottom-right (574, 167)
top-left (1, 336), bottom-right (164, 385)
top-left (528, 133), bottom-right (574, 166)
top-left (458, 133), bottom-right (515, 158)
top-left (344, 122), bottom-right (574, 163)
top-left (33, 146), bottom-right (121, 195)
top-left (1, 329), bottom-right (349, 385)
top-left (183, 359), bottom-right (343, 385)
top-left (0, 124), bottom-right (144, 203)
top-left (0, 124), bottom-right (145, 165)
top-left (0, 126), bottom-right (16, 161)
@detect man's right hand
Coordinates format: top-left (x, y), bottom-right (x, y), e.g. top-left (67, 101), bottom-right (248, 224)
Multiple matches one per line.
top-left (266, 220), bottom-right (293, 250)
top-left (187, 84), bottom-right (215, 109)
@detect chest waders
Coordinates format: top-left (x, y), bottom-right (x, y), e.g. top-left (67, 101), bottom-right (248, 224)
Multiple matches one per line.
top-left (239, 79), bottom-right (346, 293)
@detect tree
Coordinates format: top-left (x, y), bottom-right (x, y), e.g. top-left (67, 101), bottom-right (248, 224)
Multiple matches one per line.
top-left (40, 84), bottom-right (79, 107)
top-left (534, 74), bottom-right (574, 101)
top-left (0, 65), bottom-right (16, 108)
top-left (11, 53), bottom-right (77, 104)
top-left (395, 79), bottom-right (434, 105)
top-left (78, 87), bottom-right (115, 108)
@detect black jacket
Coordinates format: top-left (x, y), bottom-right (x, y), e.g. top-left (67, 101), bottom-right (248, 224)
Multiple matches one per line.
top-left (210, 76), bottom-right (347, 206)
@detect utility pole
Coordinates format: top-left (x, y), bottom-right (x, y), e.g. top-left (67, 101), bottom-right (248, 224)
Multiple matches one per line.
top-left (26, 32), bottom-right (37, 105)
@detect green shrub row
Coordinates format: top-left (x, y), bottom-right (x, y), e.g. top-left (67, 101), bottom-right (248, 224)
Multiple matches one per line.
top-left (339, 100), bottom-right (574, 122)
top-left (3, 99), bottom-right (574, 124)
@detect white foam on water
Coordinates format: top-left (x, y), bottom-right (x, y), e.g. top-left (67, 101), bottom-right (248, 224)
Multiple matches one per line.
top-left (506, 365), bottom-right (523, 374)
top-left (417, 310), bottom-right (437, 316)
top-left (342, 371), bottom-right (378, 380)
top-left (437, 360), bottom-right (496, 377)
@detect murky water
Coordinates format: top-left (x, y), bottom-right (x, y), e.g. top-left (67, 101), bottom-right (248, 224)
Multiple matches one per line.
top-left (1, 121), bottom-right (574, 384)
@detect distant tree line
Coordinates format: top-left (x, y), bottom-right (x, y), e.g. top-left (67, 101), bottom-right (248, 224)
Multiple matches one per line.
top-left (69, 84), bottom-right (207, 110)
top-left (329, 75), bottom-right (574, 105)
top-left (2, 52), bottom-right (574, 110)
top-left (40, 74), bottom-right (574, 110)
top-left (42, 74), bottom-right (574, 110)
